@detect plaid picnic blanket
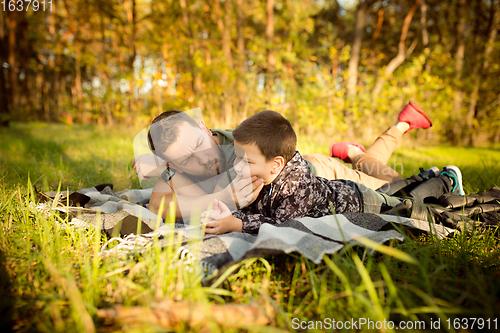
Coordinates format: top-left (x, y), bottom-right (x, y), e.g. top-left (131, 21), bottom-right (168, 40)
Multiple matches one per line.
top-left (38, 184), bottom-right (455, 277)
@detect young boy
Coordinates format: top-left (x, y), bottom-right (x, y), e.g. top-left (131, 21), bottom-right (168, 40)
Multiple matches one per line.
top-left (201, 111), bottom-right (463, 235)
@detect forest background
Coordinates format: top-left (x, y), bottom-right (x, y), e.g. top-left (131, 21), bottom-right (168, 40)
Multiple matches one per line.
top-left (1, 0), bottom-right (500, 146)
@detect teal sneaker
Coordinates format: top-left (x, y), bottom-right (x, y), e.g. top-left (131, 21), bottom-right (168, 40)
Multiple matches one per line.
top-left (418, 166), bottom-right (440, 180)
top-left (440, 165), bottom-right (465, 196)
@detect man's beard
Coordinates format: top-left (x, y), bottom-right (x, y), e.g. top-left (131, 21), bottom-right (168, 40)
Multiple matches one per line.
top-left (206, 152), bottom-right (225, 177)
top-left (196, 145), bottom-right (225, 179)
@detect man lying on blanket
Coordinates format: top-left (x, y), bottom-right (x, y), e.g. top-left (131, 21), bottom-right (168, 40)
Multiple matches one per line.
top-left (199, 111), bottom-right (464, 234)
top-left (133, 106), bottom-right (436, 221)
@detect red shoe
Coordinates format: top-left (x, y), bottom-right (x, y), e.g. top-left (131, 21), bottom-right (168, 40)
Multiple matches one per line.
top-left (329, 142), bottom-right (365, 163)
top-left (398, 100), bottom-right (432, 133)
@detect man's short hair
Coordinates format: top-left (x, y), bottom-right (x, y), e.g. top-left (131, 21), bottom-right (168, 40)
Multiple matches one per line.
top-left (147, 110), bottom-right (199, 160)
top-left (233, 110), bottom-right (297, 162)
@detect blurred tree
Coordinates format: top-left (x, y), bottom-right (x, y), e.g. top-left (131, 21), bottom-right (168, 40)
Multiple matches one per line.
top-left (236, 0), bottom-right (246, 114)
top-left (371, 0), bottom-right (420, 97)
top-left (445, 0), bottom-right (466, 143)
top-left (125, 0), bottom-right (137, 124)
top-left (345, 0), bottom-right (377, 136)
top-left (347, 0), bottom-right (376, 99)
top-left (0, 9), bottom-right (8, 126)
top-left (6, 10), bottom-right (19, 114)
top-left (215, 0), bottom-right (234, 124)
top-left (265, 0), bottom-right (275, 106)
top-left (420, 0), bottom-right (430, 72)
top-left (466, 3), bottom-right (500, 145)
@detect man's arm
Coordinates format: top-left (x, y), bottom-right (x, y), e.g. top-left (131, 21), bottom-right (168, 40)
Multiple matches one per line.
top-left (132, 154), bottom-right (167, 180)
top-left (149, 172), bottom-right (209, 220)
top-left (149, 173), bottom-right (264, 220)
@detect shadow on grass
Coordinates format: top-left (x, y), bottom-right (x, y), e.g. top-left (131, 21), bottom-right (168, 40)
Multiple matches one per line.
top-left (0, 123), bottom-right (139, 191)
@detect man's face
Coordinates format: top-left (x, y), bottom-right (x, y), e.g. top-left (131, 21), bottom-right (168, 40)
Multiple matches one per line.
top-left (233, 141), bottom-right (277, 185)
top-left (162, 121), bottom-right (226, 179)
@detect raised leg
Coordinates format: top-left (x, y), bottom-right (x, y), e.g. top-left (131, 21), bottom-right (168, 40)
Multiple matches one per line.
top-left (303, 153), bottom-right (389, 190)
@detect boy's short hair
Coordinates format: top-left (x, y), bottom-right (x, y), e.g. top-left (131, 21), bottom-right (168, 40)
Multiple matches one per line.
top-left (147, 110), bottom-right (199, 160)
top-left (233, 110), bottom-right (297, 162)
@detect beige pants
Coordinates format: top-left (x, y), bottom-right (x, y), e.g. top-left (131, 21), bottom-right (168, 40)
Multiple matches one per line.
top-left (304, 126), bottom-right (404, 190)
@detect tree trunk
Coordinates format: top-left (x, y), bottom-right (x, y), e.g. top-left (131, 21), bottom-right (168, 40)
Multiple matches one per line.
top-left (18, 10), bottom-right (30, 117)
top-left (452, 0), bottom-right (466, 143)
top-left (223, 0), bottom-right (233, 69)
top-left (493, 93), bottom-right (500, 144)
top-left (236, 0), bottom-right (247, 116)
top-left (346, 1), bottom-right (369, 99)
top-left (224, 0), bottom-right (234, 124)
top-left (331, 0), bottom-right (342, 82)
top-left (286, 39), bottom-right (298, 129)
top-left (6, 10), bottom-right (19, 113)
top-left (43, 78), bottom-right (50, 122)
top-left (74, 46), bottom-right (85, 122)
top-left (63, 0), bottom-right (85, 122)
top-left (367, 7), bottom-right (384, 70)
top-left (100, 12), bottom-right (112, 125)
top-left (265, 0), bottom-right (275, 106)
top-left (371, 0), bottom-right (421, 97)
top-left (53, 52), bottom-right (62, 120)
top-left (126, 0), bottom-right (137, 124)
top-left (179, 0), bottom-right (203, 108)
top-left (420, 0), bottom-right (430, 73)
top-left (47, 7), bottom-right (56, 122)
top-left (370, 8), bottom-right (384, 47)
top-left (36, 72), bottom-right (43, 119)
top-left (216, 0), bottom-right (234, 125)
top-left (0, 9), bottom-right (9, 126)
top-left (464, 0), bottom-right (483, 146)
top-left (346, 0), bottom-right (374, 136)
top-left (28, 70), bottom-right (37, 120)
top-left (466, 6), bottom-right (499, 146)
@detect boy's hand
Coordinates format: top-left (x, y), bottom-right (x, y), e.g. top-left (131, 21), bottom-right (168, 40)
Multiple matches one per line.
top-left (132, 154), bottom-right (167, 180)
top-left (224, 175), bottom-right (264, 208)
top-left (201, 199), bottom-right (243, 235)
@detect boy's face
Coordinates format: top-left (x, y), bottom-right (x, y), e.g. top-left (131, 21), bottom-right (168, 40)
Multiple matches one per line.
top-left (233, 141), bottom-right (284, 185)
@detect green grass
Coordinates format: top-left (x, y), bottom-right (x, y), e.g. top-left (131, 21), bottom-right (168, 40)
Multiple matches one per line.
top-left (0, 122), bottom-right (140, 191)
top-left (1, 122), bottom-right (500, 332)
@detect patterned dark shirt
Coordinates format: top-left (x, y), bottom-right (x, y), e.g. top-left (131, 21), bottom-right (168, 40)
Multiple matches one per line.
top-left (233, 151), bottom-right (361, 234)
